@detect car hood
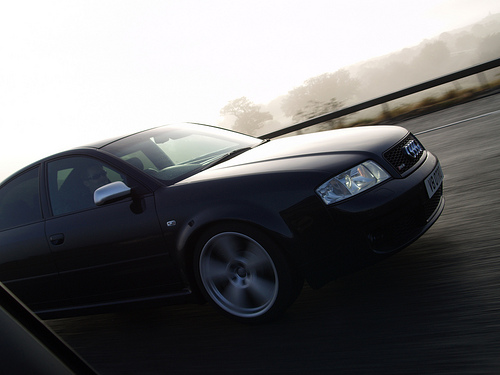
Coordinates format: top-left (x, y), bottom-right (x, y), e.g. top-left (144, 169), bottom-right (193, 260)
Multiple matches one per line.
top-left (182, 125), bottom-right (409, 183)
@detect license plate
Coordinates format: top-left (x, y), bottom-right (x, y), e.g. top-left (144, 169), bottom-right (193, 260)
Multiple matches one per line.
top-left (424, 163), bottom-right (444, 198)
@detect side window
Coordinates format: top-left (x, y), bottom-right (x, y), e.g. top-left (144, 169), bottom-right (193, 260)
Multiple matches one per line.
top-left (48, 157), bottom-right (127, 216)
top-left (0, 167), bottom-right (42, 231)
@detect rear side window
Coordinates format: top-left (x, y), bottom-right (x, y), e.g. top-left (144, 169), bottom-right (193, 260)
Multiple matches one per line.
top-left (0, 168), bottom-right (42, 231)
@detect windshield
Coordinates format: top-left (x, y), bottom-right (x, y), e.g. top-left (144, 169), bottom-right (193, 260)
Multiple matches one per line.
top-left (103, 123), bottom-right (262, 184)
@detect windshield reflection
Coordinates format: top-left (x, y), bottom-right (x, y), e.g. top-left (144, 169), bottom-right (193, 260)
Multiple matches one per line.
top-left (103, 124), bottom-right (261, 184)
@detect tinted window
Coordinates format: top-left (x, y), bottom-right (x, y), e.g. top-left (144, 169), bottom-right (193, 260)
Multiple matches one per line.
top-left (48, 156), bottom-right (127, 216)
top-left (0, 168), bottom-right (42, 230)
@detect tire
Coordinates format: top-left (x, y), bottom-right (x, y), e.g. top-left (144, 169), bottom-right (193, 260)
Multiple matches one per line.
top-left (194, 223), bottom-right (302, 323)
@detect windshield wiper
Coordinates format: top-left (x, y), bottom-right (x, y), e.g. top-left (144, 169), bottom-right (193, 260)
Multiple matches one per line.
top-left (203, 147), bottom-right (252, 168)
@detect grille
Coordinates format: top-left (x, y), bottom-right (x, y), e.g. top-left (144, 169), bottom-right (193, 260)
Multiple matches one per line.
top-left (424, 185), bottom-right (443, 220)
top-left (384, 134), bottom-right (425, 175)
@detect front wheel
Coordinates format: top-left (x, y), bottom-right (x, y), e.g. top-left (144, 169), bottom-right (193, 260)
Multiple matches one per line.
top-left (194, 224), bottom-right (302, 323)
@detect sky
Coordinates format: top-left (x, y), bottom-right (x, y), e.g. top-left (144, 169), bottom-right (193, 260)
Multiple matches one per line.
top-left (1, 0), bottom-right (500, 182)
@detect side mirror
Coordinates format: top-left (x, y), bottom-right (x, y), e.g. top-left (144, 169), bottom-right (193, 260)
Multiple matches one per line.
top-left (94, 181), bottom-right (132, 206)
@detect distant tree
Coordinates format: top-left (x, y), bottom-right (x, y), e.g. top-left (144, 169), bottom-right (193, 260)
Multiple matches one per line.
top-left (356, 61), bottom-right (412, 100)
top-left (220, 97), bottom-right (272, 135)
top-left (419, 41), bottom-right (451, 63)
top-left (293, 98), bottom-right (342, 133)
top-left (281, 69), bottom-right (360, 122)
top-left (454, 32), bottom-right (479, 52)
top-left (438, 32), bottom-right (454, 47)
top-left (471, 23), bottom-right (488, 37)
top-left (477, 33), bottom-right (500, 62)
top-left (411, 41), bottom-right (451, 79)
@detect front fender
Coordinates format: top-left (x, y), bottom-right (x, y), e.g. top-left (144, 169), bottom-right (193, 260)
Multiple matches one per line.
top-left (153, 171), bottom-right (329, 289)
top-left (174, 198), bottom-right (295, 263)
top-left (154, 188), bottom-right (298, 289)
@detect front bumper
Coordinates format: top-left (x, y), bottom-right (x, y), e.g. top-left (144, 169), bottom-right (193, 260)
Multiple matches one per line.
top-left (298, 151), bottom-right (444, 288)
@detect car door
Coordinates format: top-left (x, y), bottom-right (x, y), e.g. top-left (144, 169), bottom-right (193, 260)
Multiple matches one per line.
top-left (44, 155), bottom-right (183, 306)
top-left (0, 166), bottom-right (68, 311)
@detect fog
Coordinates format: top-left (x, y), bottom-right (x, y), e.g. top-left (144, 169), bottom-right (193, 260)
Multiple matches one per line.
top-left (222, 12), bottom-right (500, 136)
top-left (2, 1), bottom-right (500, 182)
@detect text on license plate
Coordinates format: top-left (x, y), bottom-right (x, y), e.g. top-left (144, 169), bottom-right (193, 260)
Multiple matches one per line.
top-left (424, 163), bottom-right (444, 198)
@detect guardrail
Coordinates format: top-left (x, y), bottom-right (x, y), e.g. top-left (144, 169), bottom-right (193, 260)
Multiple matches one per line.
top-left (259, 57), bottom-right (500, 139)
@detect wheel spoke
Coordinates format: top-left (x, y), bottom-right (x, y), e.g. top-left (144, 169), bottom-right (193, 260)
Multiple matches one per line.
top-left (248, 277), bottom-right (276, 305)
top-left (212, 235), bottom-right (239, 262)
top-left (222, 283), bottom-right (248, 308)
top-left (243, 244), bottom-right (274, 272)
top-left (205, 258), bottom-right (229, 283)
top-left (199, 230), bottom-right (286, 319)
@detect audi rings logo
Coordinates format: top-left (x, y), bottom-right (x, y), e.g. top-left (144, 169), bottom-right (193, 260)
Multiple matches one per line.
top-left (403, 140), bottom-right (423, 159)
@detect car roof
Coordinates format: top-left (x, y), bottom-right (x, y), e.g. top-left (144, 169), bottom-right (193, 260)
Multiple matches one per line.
top-left (82, 126), bottom-right (159, 149)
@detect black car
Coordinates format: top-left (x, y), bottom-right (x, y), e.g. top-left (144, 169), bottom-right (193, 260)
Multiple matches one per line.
top-left (0, 123), bottom-right (444, 322)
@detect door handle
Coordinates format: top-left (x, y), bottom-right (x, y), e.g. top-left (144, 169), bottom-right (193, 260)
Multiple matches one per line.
top-left (49, 233), bottom-right (65, 246)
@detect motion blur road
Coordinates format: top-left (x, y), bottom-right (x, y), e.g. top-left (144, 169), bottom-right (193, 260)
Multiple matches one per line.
top-left (47, 94), bottom-right (500, 375)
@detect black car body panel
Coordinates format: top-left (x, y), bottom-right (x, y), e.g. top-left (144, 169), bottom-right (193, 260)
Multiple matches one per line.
top-left (0, 123), bottom-right (444, 320)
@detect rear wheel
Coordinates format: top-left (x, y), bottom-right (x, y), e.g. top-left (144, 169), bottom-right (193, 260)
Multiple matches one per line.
top-left (194, 224), bottom-right (302, 323)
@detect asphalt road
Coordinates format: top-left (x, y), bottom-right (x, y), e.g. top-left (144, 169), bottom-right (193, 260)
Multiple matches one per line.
top-left (47, 94), bottom-right (500, 375)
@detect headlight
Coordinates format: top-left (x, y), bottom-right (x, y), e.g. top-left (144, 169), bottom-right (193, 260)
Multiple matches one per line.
top-left (316, 161), bottom-right (390, 205)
